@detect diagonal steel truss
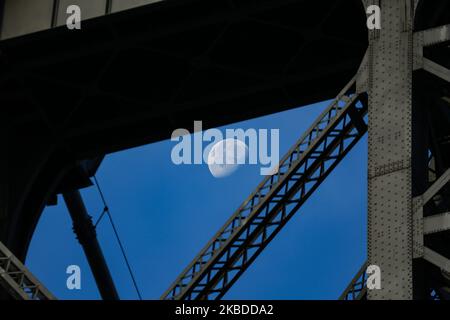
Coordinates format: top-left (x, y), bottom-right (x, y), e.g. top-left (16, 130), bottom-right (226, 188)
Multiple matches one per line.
top-left (162, 76), bottom-right (368, 300)
top-left (0, 241), bottom-right (56, 300)
top-left (339, 262), bottom-right (367, 300)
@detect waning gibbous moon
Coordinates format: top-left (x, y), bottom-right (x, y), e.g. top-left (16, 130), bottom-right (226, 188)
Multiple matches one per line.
top-left (207, 139), bottom-right (249, 178)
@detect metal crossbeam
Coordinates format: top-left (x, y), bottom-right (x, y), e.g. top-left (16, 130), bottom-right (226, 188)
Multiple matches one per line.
top-left (422, 168), bottom-right (450, 207)
top-left (423, 58), bottom-right (450, 83)
top-left (162, 77), bottom-right (368, 300)
top-left (417, 24), bottom-right (450, 47)
top-left (423, 248), bottom-right (450, 274)
top-left (424, 212), bottom-right (450, 235)
top-left (339, 262), bottom-right (367, 300)
top-left (0, 241), bottom-right (56, 300)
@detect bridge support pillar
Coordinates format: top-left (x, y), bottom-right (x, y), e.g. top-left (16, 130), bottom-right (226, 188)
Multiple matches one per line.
top-left (367, 0), bottom-right (415, 299)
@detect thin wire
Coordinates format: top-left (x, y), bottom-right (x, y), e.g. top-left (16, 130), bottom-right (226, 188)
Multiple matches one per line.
top-left (94, 207), bottom-right (107, 228)
top-left (93, 175), bottom-right (143, 300)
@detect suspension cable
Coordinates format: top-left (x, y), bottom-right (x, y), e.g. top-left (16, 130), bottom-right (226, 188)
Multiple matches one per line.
top-left (93, 175), bottom-right (143, 300)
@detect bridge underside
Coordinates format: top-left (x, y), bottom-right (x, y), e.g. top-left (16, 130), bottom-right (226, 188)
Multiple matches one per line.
top-left (1, 0), bottom-right (450, 301)
top-left (2, 0), bottom-right (368, 156)
top-left (0, 0), bottom-right (368, 262)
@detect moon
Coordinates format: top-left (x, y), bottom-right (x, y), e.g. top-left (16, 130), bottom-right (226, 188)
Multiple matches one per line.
top-left (207, 139), bottom-right (249, 178)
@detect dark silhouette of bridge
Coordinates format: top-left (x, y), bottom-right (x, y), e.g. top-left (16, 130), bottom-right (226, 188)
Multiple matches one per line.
top-left (0, 0), bottom-right (449, 300)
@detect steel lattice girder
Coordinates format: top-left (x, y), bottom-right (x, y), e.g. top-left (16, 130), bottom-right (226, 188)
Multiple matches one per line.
top-left (162, 77), bottom-right (368, 300)
top-left (0, 241), bottom-right (55, 300)
top-left (339, 262), bottom-right (368, 300)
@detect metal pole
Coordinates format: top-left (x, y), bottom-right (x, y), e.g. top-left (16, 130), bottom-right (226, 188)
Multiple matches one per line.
top-left (63, 190), bottom-right (119, 300)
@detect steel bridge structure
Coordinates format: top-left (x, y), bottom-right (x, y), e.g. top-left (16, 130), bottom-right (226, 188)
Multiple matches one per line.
top-left (0, 0), bottom-right (450, 300)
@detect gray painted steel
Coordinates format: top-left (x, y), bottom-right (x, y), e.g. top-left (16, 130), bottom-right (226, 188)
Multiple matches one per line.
top-left (162, 77), bottom-right (368, 300)
top-left (55, 0), bottom-right (108, 26)
top-left (1, 0), bottom-right (449, 300)
top-left (0, 0), bottom-right (163, 39)
top-left (0, 241), bottom-right (56, 300)
top-left (367, 0), bottom-right (415, 299)
top-left (424, 212), bottom-right (450, 235)
top-left (1, 0), bottom-right (54, 39)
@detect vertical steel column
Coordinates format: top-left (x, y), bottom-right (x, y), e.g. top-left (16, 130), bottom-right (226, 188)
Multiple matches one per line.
top-left (0, 113), bottom-right (7, 243)
top-left (0, 114), bottom-right (9, 300)
top-left (106, 0), bottom-right (113, 14)
top-left (0, 0), bottom-right (5, 37)
top-left (367, 0), bottom-right (414, 299)
top-left (51, 0), bottom-right (60, 28)
top-left (63, 190), bottom-right (119, 300)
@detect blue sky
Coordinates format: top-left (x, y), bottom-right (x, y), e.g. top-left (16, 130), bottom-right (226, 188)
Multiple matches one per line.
top-left (26, 100), bottom-right (367, 300)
